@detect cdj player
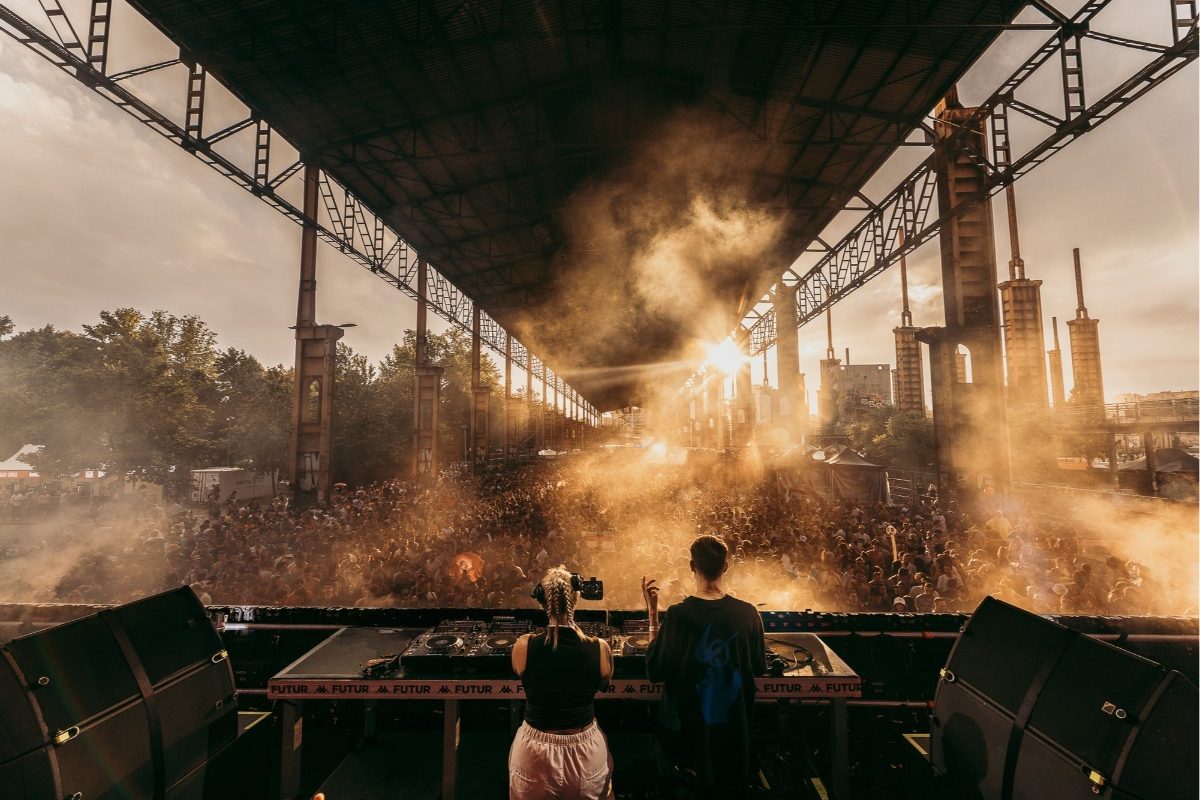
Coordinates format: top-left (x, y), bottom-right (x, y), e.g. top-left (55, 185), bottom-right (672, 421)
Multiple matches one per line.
top-left (399, 618), bottom-right (671, 678)
top-left (480, 617), bottom-right (531, 656)
top-left (612, 619), bottom-right (652, 677)
top-left (400, 620), bottom-right (486, 672)
top-left (401, 618), bottom-right (534, 674)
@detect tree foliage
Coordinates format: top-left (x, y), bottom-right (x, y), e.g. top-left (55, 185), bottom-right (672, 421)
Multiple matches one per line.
top-left (338, 326), bottom-right (505, 482)
top-left (213, 348), bottom-right (293, 475)
top-left (0, 310), bottom-right (505, 492)
top-left (844, 407), bottom-right (936, 471)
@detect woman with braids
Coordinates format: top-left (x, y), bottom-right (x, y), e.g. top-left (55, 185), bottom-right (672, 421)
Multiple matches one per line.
top-left (508, 565), bottom-right (615, 800)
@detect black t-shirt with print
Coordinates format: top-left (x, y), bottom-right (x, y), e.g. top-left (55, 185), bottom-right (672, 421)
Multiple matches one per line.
top-left (646, 595), bottom-right (766, 797)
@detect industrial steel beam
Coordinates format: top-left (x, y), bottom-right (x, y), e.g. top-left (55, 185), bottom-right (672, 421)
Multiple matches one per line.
top-left (676, 0), bottom-right (1195, 398)
top-left (734, 1), bottom-right (1197, 356)
top-left (0, 1), bottom-right (590, 409)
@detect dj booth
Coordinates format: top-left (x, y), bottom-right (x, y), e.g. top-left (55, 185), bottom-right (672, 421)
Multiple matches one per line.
top-left (4, 596), bottom-right (1196, 800)
top-left (267, 625), bottom-right (862, 799)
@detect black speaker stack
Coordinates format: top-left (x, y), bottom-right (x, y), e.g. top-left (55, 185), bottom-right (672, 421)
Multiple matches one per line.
top-left (931, 597), bottom-right (1199, 800)
top-left (0, 587), bottom-right (238, 800)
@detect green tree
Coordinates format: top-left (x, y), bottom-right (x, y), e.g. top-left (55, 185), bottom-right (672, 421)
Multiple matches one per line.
top-left (332, 342), bottom-right (401, 484)
top-left (0, 324), bottom-right (105, 467)
top-left (213, 348), bottom-right (293, 474)
top-left (1, 310), bottom-right (511, 492)
top-left (0, 315), bottom-right (13, 339)
top-left (432, 327), bottom-right (504, 462)
top-left (79, 309), bottom-right (220, 486)
top-left (0, 309), bottom-right (222, 490)
top-left (354, 327), bottom-right (504, 476)
top-left (845, 407), bottom-right (935, 471)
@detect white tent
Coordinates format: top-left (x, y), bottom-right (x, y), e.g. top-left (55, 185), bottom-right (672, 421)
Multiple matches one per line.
top-left (0, 444), bottom-right (40, 474)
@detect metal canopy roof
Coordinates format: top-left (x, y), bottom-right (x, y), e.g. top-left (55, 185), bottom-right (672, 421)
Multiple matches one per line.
top-left (127, 0), bottom-right (1022, 409)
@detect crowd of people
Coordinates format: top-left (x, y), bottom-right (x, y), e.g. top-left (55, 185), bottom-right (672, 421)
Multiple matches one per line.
top-left (0, 451), bottom-right (1190, 617)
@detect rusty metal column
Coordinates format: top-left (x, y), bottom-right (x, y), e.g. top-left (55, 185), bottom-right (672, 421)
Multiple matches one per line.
top-left (552, 375), bottom-right (561, 451)
top-left (563, 386), bottom-right (571, 448)
top-left (773, 286), bottom-right (809, 444)
top-left (688, 388), bottom-right (698, 447)
top-left (818, 309), bottom-right (842, 435)
top-left (566, 388), bottom-right (573, 447)
top-left (470, 305), bottom-right (490, 469)
top-left (893, 234), bottom-right (926, 415)
top-left (1145, 431), bottom-right (1159, 496)
top-left (1108, 434), bottom-right (1121, 490)
top-left (918, 88), bottom-right (1011, 498)
top-left (413, 256), bottom-right (443, 479)
top-left (704, 370), bottom-right (720, 449)
top-left (576, 391), bottom-right (585, 448)
top-left (1066, 248), bottom-right (1105, 407)
top-left (540, 366), bottom-right (548, 452)
top-left (288, 164), bottom-right (343, 507)
top-left (1047, 317), bottom-right (1067, 408)
top-left (504, 334), bottom-right (515, 461)
top-left (997, 185), bottom-right (1049, 411)
top-left (733, 327), bottom-right (754, 447)
top-left (525, 357), bottom-right (534, 456)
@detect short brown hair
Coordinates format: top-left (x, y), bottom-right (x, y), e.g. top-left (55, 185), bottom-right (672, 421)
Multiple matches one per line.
top-left (690, 535), bottom-right (729, 580)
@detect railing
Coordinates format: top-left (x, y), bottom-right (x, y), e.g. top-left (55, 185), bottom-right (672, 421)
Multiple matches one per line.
top-left (1012, 481), bottom-right (1191, 512)
top-left (886, 470), bottom-right (938, 507)
top-left (1036, 398), bottom-right (1200, 427)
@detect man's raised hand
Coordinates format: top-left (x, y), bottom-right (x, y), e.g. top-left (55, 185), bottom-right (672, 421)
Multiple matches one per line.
top-left (641, 575), bottom-right (659, 615)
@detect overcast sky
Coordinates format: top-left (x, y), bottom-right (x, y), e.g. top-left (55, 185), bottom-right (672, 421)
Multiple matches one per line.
top-left (1, 0), bottom-right (1196, 406)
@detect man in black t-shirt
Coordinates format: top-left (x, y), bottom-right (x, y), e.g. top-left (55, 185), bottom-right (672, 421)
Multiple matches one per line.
top-left (643, 535), bottom-right (766, 800)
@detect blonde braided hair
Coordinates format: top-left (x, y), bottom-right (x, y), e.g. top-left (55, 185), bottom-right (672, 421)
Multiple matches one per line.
top-left (540, 565), bottom-right (580, 650)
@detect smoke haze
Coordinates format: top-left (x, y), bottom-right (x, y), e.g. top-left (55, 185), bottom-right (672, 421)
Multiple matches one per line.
top-left (512, 110), bottom-right (791, 406)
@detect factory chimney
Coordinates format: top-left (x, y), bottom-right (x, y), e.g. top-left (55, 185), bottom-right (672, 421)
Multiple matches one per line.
top-left (1047, 316), bottom-right (1067, 408)
top-left (892, 232), bottom-right (925, 414)
top-left (997, 185), bottom-right (1049, 410)
top-left (818, 308), bottom-right (841, 431)
top-left (1066, 248), bottom-right (1105, 406)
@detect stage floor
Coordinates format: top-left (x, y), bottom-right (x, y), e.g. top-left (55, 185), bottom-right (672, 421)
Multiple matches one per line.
top-left (315, 727), bottom-right (827, 800)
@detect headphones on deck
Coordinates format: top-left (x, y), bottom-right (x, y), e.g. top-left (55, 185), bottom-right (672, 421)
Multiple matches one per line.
top-left (531, 573), bottom-right (605, 604)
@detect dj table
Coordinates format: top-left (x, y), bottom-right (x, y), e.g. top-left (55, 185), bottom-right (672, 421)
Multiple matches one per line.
top-left (268, 627), bottom-right (861, 799)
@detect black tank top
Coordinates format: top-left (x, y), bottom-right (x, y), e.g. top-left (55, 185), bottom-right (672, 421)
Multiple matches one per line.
top-left (522, 627), bottom-right (603, 731)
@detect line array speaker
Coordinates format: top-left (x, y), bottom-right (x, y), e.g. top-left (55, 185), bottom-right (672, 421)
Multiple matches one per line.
top-left (0, 586), bottom-right (237, 799)
top-left (930, 596), bottom-right (1198, 800)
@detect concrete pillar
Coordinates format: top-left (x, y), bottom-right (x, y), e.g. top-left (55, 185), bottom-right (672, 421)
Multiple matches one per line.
top-left (288, 165), bottom-right (343, 506)
top-left (1066, 248), bottom-right (1105, 407)
top-left (1145, 431), bottom-right (1159, 496)
top-left (997, 186), bottom-right (1049, 411)
top-left (523, 354), bottom-right (533, 455)
top-left (539, 366), bottom-right (548, 451)
top-left (704, 369), bottom-right (721, 448)
top-left (773, 287), bottom-right (809, 443)
top-left (504, 335), bottom-right (516, 460)
top-left (575, 391), bottom-right (584, 448)
top-left (918, 88), bottom-right (1011, 496)
top-left (470, 306), bottom-right (490, 468)
top-left (691, 393), bottom-right (700, 450)
top-left (733, 327), bottom-right (754, 447)
top-left (413, 256), bottom-right (443, 479)
top-left (552, 376), bottom-right (560, 450)
top-left (1047, 316), bottom-right (1067, 408)
top-left (817, 309), bottom-right (841, 434)
top-left (1108, 434), bottom-right (1121, 490)
top-left (290, 327), bottom-right (342, 504)
top-left (893, 236), bottom-right (926, 415)
top-left (563, 383), bottom-right (570, 448)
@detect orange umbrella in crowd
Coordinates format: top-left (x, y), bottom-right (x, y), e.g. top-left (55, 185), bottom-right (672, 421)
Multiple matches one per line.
top-left (450, 552), bottom-right (485, 583)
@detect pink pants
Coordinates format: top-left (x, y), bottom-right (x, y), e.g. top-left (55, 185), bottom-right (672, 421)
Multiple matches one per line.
top-left (508, 720), bottom-right (614, 800)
